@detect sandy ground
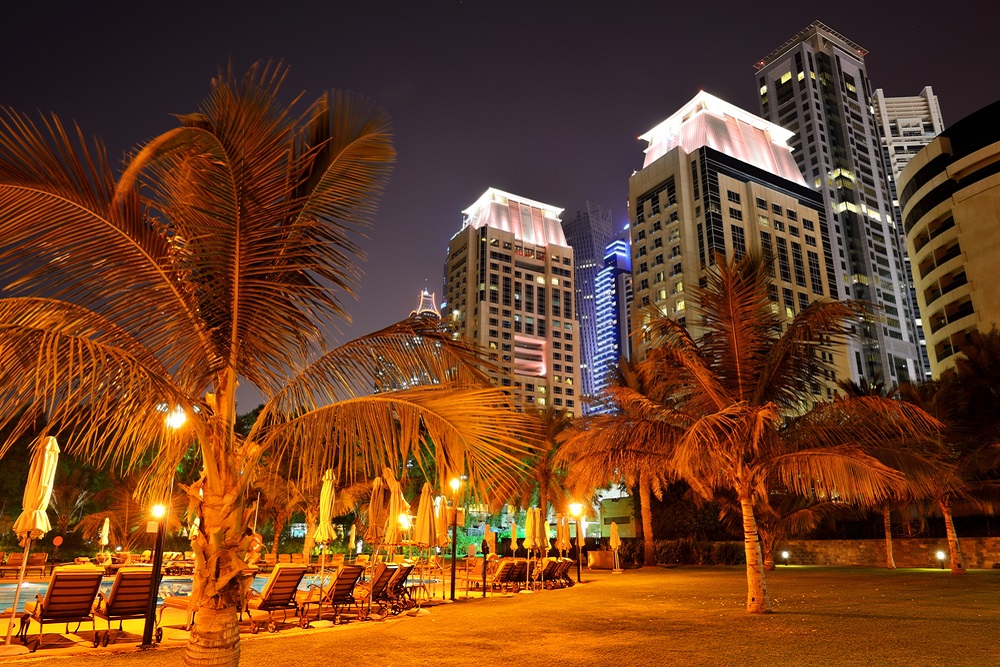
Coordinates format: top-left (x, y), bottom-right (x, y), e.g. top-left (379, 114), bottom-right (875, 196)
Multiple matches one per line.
top-left (2, 566), bottom-right (999, 666)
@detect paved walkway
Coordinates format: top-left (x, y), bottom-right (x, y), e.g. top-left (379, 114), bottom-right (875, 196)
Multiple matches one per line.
top-left (3, 566), bottom-right (999, 666)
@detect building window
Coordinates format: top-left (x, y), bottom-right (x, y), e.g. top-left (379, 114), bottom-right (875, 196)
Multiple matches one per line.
top-left (772, 203), bottom-right (783, 216)
top-left (756, 197), bottom-right (767, 209)
top-left (727, 190), bottom-right (741, 204)
top-left (729, 207), bottom-right (743, 221)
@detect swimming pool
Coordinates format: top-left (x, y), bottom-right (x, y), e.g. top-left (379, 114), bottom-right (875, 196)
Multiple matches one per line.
top-left (0, 574), bottom-right (327, 615)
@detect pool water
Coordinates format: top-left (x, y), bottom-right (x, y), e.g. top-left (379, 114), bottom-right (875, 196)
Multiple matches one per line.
top-left (0, 574), bottom-right (327, 615)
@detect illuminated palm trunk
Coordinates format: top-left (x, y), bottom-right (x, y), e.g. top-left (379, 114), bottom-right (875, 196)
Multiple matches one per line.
top-left (759, 527), bottom-right (776, 571)
top-left (639, 473), bottom-right (656, 566)
top-left (939, 499), bottom-right (966, 574)
top-left (883, 506), bottom-right (896, 570)
top-left (739, 491), bottom-right (772, 613)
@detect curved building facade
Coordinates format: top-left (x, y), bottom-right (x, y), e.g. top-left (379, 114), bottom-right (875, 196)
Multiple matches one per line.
top-left (898, 100), bottom-right (1000, 377)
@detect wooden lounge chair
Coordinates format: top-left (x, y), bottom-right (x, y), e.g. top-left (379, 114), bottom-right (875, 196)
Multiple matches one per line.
top-left (17, 564), bottom-right (104, 651)
top-left (278, 553), bottom-right (292, 564)
top-left (355, 563), bottom-right (397, 617)
top-left (384, 563), bottom-right (415, 614)
top-left (244, 563), bottom-right (309, 633)
top-left (297, 564), bottom-right (366, 625)
top-left (1, 552), bottom-right (49, 578)
top-left (91, 566), bottom-right (155, 646)
top-left (0, 551), bottom-right (24, 577)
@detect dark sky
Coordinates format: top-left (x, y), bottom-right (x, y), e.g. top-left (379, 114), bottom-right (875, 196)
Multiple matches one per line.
top-left (4, 0), bottom-right (997, 353)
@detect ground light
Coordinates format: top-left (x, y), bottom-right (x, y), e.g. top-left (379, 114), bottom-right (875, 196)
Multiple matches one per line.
top-left (569, 502), bottom-right (584, 583)
top-left (140, 504), bottom-right (167, 648)
top-left (781, 550), bottom-right (790, 566)
top-left (449, 477), bottom-right (461, 601)
top-left (936, 551), bottom-right (946, 569)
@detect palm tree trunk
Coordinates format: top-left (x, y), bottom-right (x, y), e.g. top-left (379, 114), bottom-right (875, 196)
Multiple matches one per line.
top-left (539, 476), bottom-right (549, 521)
top-left (184, 481), bottom-right (246, 667)
top-left (759, 527), bottom-right (775, 571)
top-left (883, 506), bottom-right (896, 570)
top-left (303, 509), bottom-right (317, 561)
top-left (639, 472), bottom-right (656, 566)
top-left (939, 499), bottom-right (966, 574)
top-left (738, 491), bottom-right (772, 613)
top-left (271, 513), bottom-right (288, 557)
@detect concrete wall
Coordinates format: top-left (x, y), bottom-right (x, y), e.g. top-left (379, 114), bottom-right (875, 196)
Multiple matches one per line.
top-left (776, 537), bottom-right (1000, 569)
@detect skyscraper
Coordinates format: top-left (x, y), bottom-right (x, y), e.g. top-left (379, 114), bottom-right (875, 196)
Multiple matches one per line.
top-left (443, 188), bottom-right (582, 415)
top-left (897, 100), bottom-right (1000, 377)
top-left (591, 234), bottom-right (632, 415)
top-left (874, 86), bottom-right (946, 379)
top-left (561, 202), bottom-right (613, 409)
top-left (628, 91), bottom-right (847, 402)
top-left (754, 21), bottom-right (922, 384)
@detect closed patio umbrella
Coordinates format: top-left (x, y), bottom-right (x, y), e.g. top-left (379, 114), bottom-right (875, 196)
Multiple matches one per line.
top-left (522, 510), bottom-right (537, 591)
top-left (433, 496), bottom-right (450, 549)
top-left (100, 516), bottom-right (110, 552)
top-left (555, 515), bottom-right (571, 556)
top-left (509, 521), bottom-right (518, 557)
top-left (311, 469), bottom-right (337, 623)
top-left (610, 521), bottom-right (623, 572)
top-left (382, 469), bottom-right (410, 553)
top-left (364, 476), bottom-right (387, 550)
top-left (412, 483), bottom-right (437, 600)
top-left (3, 436), bottom-right (59, 653)
top-left (348, 524), bottom-right (356, 554)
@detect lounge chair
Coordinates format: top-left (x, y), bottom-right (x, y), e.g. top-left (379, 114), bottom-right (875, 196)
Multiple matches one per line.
top-left (17, 564), bottom-right (104, 651)
top-left (556, 558), bottom-right (575, 587)
top-left (354, 563), bottom-right (397, 617)
top-left (244, 563), bottom-right (309, 633)
top-left (384, 563), bottom-right (415, 613)
top-left (297, 564), bottom-right (365, 625)
top-left (1, 552), bottom-right (49, 578)
top-left (485, 559), bottom-right (517, 593)
top-left (278, 553), bottom-right (292, 564)
top-left (91, 566), bottom-right (155, 646)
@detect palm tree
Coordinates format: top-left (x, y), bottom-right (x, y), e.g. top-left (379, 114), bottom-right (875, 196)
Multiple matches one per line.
top-left (515, 406), bottom-right (575, 519)
top-left (0, 64), bottom-right (534, 665)
top-left (897, 337), bottom-right (1000, 574)
top-left (75, 472), bottom-right (184, 551)
top-left (48, 464), bottom-right (95, 534)
top-left (566, 253), bottom-right (940, 612)
top-left (559, 358), bottom-right (673, 566)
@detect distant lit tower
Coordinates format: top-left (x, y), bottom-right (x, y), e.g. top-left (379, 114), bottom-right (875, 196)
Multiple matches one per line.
top-left (874, 86), bottom-right (945, 380)
top-left (629, 91), bottom-right (848, 404)
top-left (591, 232), bottom-right (632, 415)
top-left (561, 203), bottom-right (613, 409)
top-left (443, 188), bottom-right (582, 415)
top-left (410, 288), bottom-right (442, 319)
top-left (754, 21), bottom-right (922, 384)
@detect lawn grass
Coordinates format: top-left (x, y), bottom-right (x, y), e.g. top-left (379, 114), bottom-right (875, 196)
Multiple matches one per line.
top-left (11, 565), bottom-right (999, 666)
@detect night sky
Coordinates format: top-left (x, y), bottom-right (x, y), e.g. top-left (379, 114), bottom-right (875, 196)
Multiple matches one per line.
top-left (4, 1), bottom-right (997, 387)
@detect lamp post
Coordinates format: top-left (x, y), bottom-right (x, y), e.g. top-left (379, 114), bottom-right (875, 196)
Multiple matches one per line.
top-left (936, 550), bottom-right (946, 569)
top-left (140, 504), bottom-right (167, 648)
top-left (781, 550), bottom-right (790, 567)
top-left (449, 477), bottom-right (461, 601)
top-left (569, 502), bottom-right (583, 584)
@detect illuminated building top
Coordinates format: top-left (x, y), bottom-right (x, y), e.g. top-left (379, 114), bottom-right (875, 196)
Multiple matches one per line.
top-left (409, 289), bottom-right (441, 319)
top-left (639, 91), bottom-right (805, 185)
top-left (461, 187), bottom-right (568, 248)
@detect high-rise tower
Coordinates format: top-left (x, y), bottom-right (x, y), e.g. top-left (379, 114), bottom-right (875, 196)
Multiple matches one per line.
top-left (874, 86), bottom-right (946, 379)
top-left (443, 188), bottom-right (582, 415)
top-left (628, 91), bottom-right (848, 403)
top-left (561, 202), bottom-right (613, 410)
top-left (754, 21), bottom-right (922, 384)
top-left (591, 233), bottom-right (632, 415)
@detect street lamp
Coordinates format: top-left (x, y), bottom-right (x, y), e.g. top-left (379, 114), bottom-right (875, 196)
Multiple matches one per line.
top-left (781, 551), bottom-right (790, 567)
top-left (449, 477), bottom-right (462, 601)
top-left (569, 502), bottom-right (584, 584)
top-left (936, 550), bottom-right (946, 569)
top-left (140, 504), bottom-right (167, 648)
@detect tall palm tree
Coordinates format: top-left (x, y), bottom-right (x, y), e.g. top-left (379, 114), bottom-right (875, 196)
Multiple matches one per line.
top-left (897, 338), bottom-right (1000, 575)
top-left (559, 358), bottom-right (673, 566)
top-left (0, 64), bottom-right (533, 665)
top-left (566, 253), bottom-right (940, 612)
top-left (515, 406), bottom-right (575, 518)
